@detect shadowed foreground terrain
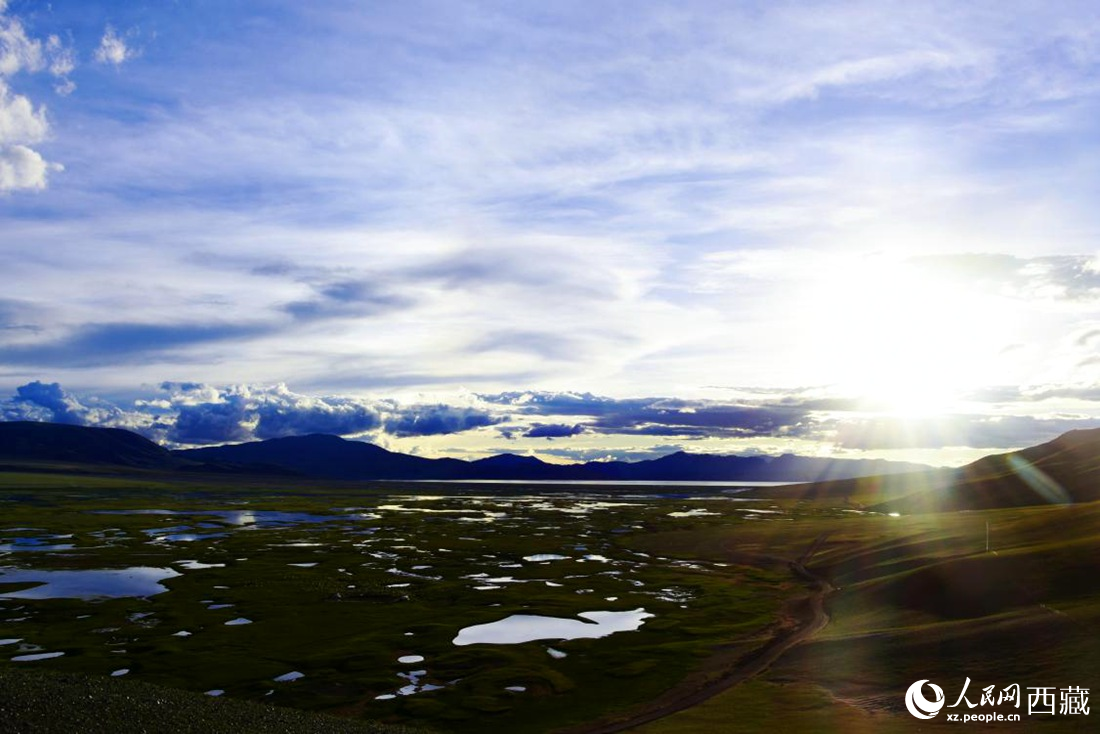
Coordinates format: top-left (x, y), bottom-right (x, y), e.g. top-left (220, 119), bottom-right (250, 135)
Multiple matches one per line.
top-left (0, 666), bottom-right (425, 734)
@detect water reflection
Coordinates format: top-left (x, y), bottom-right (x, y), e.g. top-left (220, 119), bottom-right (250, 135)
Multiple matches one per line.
top-left (0, 567), bottom-right (180, 599)
top-left (11, 651), bottom-right (64, 661)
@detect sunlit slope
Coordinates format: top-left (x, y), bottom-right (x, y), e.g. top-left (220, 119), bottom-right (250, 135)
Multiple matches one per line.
top-left (774, 504), bottom-right (1100, 730)
top-left (632, 501), bottom-right (1100, 732)
top-left (747, 427), bottom-right (1100, 512)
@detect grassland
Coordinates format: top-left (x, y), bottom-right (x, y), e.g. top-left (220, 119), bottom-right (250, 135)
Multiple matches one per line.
top-left (0, 472), bottom-right (788, 733)
top-left (2, 470), bottom-right (1098, 732)
top-left (629, 499), bottom-right (1100, 732)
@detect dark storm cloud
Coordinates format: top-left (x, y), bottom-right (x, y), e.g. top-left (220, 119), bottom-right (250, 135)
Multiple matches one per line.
top-left (3, 381), bottom-right (91, 424)
top-left (523, 423), bottom-right (585, 438)
top-left (0, 381), bottom-right (145, 433)
top-left (159, 384), bottom-right (383, 445)
top-left (170, 397), bottom-right (253, 445)
top-left (253, 402), bottom-right (379, 439)
top-left (383, 405), bottom-right (505, 437)
top-left (0, 322), bottom-right (271, 367)
top-left (160, 381), bottom-right (208, 393)
top-left (479, 391), bottom-right (819, 439)
top-left (160, 390), bottom-right (375, 445)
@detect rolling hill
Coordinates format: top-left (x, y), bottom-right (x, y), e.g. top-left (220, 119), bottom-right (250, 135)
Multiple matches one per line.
top-left (748, 426), bottom-right (1100, 511)
top-left (0, 421), bottom-right (181, 470)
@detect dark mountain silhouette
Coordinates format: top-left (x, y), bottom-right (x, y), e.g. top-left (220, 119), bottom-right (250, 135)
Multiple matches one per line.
top-left (173, 432), bottom-right (929, 482)
top-left (0, 421), bottom-right (180, 469)
top-left (0, 421), bottom-right (288, 475)
top-left (172, 433), bottom-right (470, 480)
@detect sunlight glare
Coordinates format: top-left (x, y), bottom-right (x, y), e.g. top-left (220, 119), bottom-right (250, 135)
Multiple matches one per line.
top-left (800, 254), bottom-right (1009, 416)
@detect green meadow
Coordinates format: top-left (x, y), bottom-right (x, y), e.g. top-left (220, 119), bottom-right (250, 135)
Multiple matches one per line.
top-left (0, 474), bottom-right (785, 732)
top-left (2, 472), bottom-right (1097, 732)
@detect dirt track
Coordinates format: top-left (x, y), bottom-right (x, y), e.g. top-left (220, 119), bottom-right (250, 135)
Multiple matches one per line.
top-left (562, 536), bottom-right (834, 734)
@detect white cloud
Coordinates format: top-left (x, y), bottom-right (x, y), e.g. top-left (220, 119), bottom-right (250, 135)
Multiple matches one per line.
top-left (95, 25), bottom-right (132, 66)
top-left (0, 10), bottom-right (44, 76)
top-left (0, 4), bottom-right (69, 191)
top-left (46, 35), bottom-right (73, 75)
top-left (46, 34), bottom-right (75, 95)
top-left (0, 79), bottom-right (48, 142)
top-left (0, 79), bottom-right (57, 192)
top-left (0, 143), bottom-right (56, 191)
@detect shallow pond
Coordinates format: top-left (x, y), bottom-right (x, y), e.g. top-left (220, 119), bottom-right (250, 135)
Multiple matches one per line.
top-left (453, 608), bottom-right (654, 646)
top-left (0, 567), bottom-right (181, 599)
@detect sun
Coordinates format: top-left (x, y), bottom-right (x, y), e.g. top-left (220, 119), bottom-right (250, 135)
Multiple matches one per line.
top-left (796, 252), bottom-right (1011, 417)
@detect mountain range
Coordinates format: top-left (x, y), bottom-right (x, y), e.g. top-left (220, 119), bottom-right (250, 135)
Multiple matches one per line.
top-left (0, 421), bottom-right (928, 483)
top-left (173, 432), bottom-right (934, 482)
top-left (4, 420), bottom-right (1100, 511)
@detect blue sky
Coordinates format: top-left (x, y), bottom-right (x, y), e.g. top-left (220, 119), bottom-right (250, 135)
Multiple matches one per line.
top-left (3, 0), bottom-right (1100, 465)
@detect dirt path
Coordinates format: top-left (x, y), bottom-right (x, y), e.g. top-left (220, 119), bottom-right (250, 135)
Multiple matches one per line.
top-left (562, 536), bottom-right (834, 734)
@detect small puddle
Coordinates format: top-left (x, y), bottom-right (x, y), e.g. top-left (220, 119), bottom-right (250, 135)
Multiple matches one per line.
top-left (175, 560), bottom-right (225, 570)
top-left (667, 508), bottom-right (718, 518)
top-left (11, 651), bottom-right (64, 662)
top-left (374, 668), bottom-right (447, 699)
top-left (0, 537), bottom-right (76, 552)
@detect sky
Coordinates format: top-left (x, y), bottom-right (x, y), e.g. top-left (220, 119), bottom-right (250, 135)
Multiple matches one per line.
top-left (3, 0), bottom-right (1100, 466)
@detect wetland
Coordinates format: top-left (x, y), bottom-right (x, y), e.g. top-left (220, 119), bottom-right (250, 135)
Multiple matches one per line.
top-left (0, 477), bottom-right (793, 732)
